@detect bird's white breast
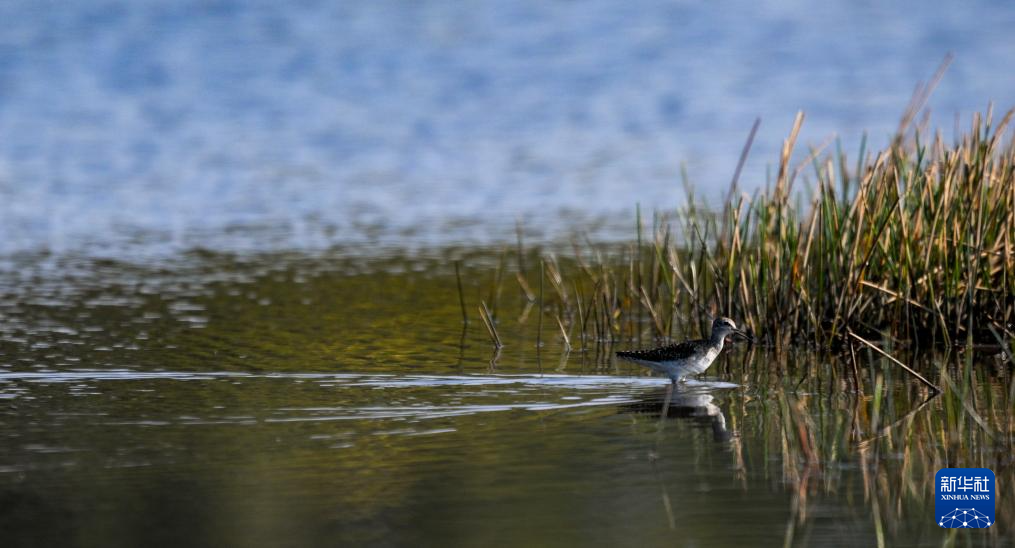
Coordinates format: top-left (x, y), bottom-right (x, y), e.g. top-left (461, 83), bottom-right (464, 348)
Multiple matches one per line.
top-left (694, 343), bottom-right (722, 373)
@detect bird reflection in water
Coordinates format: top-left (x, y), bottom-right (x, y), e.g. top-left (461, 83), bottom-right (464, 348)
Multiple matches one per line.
top-left (620, 383), bottom-right (739, 530)
top-left (621, 383), bottom-right (733, 442)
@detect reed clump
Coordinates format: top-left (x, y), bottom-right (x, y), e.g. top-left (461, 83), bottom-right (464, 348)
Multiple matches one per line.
top-left (511, 107), bottom-right (1015, 351)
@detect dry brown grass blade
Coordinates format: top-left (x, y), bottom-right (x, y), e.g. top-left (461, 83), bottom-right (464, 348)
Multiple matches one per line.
top-left (478, 300), bottom-right (503, 349)
top-left (639, 286), bottom-right (665, 336)
top-left (897, 53), bottom-right (953, 137)
top-left (858, 280), bottom-right (934, 313)
top-left (847, 330), bottom-right (939, 393)
top-left (556, 315), bottom-right (572, 351)
top-left (776, 111), bottom-right (805, 199)
top-left (516, 271), bottom-right (535, 302)
top-left (723, 117), bottom-right (762, 208)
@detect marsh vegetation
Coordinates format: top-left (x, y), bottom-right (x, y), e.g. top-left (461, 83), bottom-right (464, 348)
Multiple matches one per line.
top-left (468, 107), bottom-right (1015, 360)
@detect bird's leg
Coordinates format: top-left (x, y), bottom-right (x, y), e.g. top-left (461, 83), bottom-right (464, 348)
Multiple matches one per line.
top-left (660, 383), bottom-right (674, 424)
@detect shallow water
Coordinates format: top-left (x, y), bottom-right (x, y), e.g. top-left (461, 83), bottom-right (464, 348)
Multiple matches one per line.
top-left (1, 251), bottom-right (1011, 546)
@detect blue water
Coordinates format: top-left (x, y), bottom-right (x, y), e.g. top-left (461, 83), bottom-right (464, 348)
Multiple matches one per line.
top-left (1, 0), bottom-right (1013, 258)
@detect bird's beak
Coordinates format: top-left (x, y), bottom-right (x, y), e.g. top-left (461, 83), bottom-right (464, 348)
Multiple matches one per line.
top-left (732, 329), bottom-right (754, 343)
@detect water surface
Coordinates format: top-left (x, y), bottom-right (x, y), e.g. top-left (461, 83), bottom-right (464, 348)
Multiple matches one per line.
top-left (1, 251), bottom-right (1011, 546)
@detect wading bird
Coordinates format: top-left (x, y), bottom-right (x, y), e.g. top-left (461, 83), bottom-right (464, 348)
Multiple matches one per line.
top-left (616, 317), bottom-right (750, 384)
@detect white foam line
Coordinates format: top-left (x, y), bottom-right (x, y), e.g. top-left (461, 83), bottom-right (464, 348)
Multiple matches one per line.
top-left (0, 370), bottom-right (739, 390)
top-left (407, 428), bottom-right (457, 436)
top-left (0, 370), bottom-right (251, 382)
top-left (0, 370), bottom-right (357, 383)
top-left (349, 374), bottom-right (675, 389)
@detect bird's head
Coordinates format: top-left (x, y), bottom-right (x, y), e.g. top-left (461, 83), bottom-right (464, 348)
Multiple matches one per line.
top-left (712, 316), bottom-right (751, 342)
